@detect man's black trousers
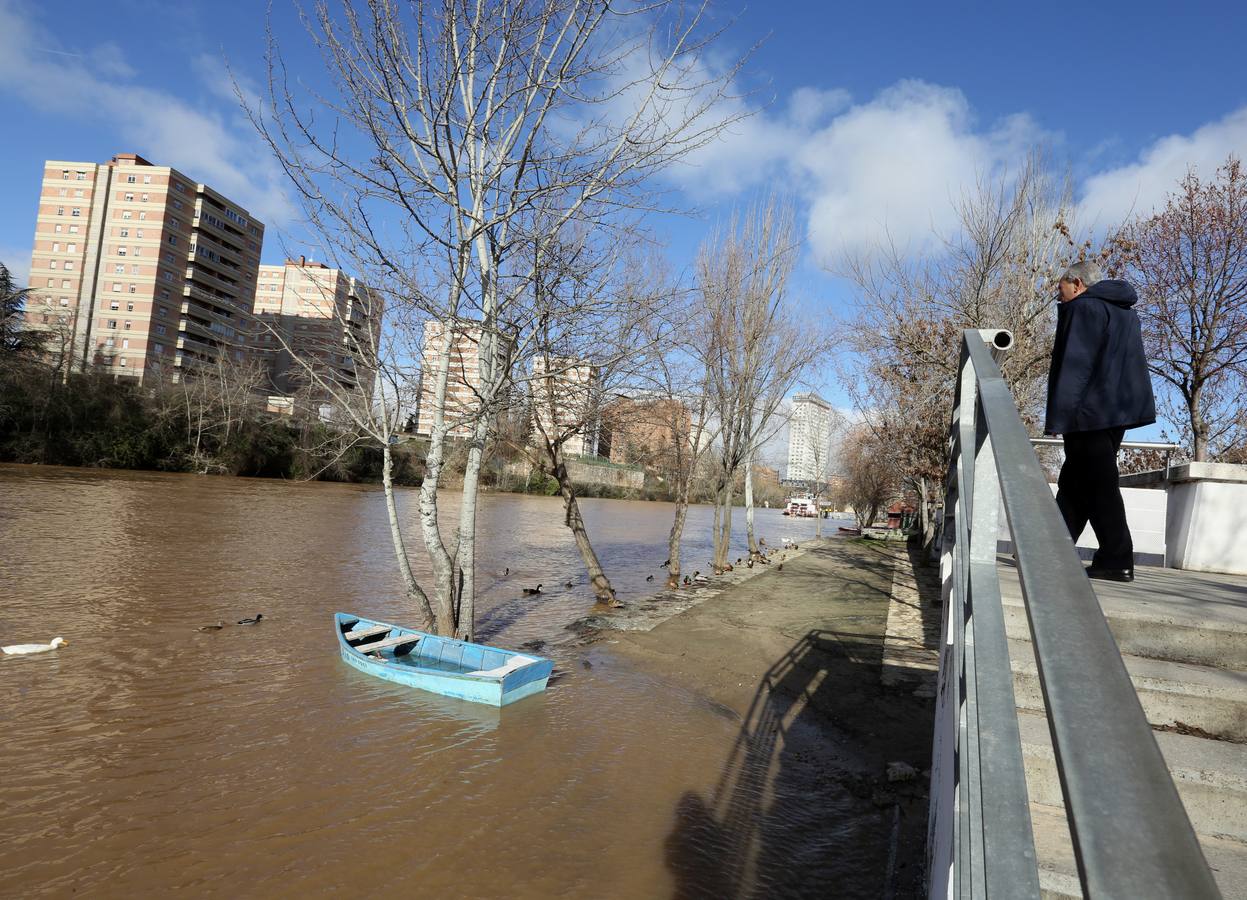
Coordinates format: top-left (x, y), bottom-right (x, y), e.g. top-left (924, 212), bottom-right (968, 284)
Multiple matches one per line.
top-left (1055, 427), bottom-right (1133, 569)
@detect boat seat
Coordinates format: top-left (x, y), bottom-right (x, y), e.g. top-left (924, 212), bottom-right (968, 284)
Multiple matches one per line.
top-left (344, 624), bottom-right (391, 644)
top-left (466, 655), bottom-right (536, 678)
top-left (356, 634), bottom-right (421, 656)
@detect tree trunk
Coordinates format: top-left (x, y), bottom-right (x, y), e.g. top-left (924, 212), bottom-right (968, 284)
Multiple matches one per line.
top-left (454, 428), bottom-right (488, 641)
top-left (715, 480), bottom-right (734, 570)
top-left (1189, 386), bottom-right (1208, 461)
top-left (553, 449), bottom-right (619, 605)
top-left (744, 447), bottom-right (758, 555)
top-left (383, 443), bottom-right (434, 628)
top-left (814, 487), bottom-right (823, 538)
top-left (667, 474), bottom-right (691, 580)
top-left (417, 346), bottom-right (457, 635)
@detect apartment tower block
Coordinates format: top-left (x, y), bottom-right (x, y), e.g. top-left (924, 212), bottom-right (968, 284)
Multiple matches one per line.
top-left (786, 392), bottom-right (833, 483)
top-left (253, 257), bottom-right (382, 405)
top-left (26, 153), bottom-right (264, 380)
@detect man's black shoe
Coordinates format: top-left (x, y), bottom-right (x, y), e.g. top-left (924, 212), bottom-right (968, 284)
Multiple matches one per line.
top-left (1086, 565), bottom-right (1134, 582)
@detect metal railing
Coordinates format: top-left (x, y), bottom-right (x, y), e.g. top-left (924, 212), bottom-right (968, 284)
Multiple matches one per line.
top-left (1029, 436), bottom-right (1183, 480)
top-left (926, 330), bottom-right (1218, 898)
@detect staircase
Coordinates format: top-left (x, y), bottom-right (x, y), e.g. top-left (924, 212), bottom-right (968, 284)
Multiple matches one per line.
top-left (999, 561), bottom-right (1247, 898)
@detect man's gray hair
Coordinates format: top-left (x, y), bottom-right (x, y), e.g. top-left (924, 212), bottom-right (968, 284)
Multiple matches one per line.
top-left (1059, 260), bottom-right (1103, 286)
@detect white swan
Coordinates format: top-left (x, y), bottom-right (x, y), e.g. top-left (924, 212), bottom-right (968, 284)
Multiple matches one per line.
top-left (2, 637), bottom-right (67, 655)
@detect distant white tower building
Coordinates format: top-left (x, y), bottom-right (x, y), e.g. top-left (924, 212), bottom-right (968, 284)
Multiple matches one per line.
top-left (786, 392), bottom-right (833, 482)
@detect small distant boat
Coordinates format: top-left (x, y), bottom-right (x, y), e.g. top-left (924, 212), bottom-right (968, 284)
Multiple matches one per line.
top-left (334, 613), bottom-right (553, 707)
top-left (838, 526), bottom-right (861, 535)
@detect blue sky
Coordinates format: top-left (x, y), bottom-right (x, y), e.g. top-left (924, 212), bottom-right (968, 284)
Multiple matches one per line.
top-left (2, 0), bottom-right (1244, 444)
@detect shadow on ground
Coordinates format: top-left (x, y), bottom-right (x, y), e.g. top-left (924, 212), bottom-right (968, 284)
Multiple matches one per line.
top-left (663, 542), bottom-right (941, 899)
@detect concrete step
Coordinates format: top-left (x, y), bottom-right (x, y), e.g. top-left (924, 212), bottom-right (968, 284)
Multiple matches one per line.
top-left (998, 562), bottom-right (1247, 670)
top-left (1017, 709), bottom-right (1247, 843)
top-left (1029, 801), bottom-right (1247, 900)
top-left (1008, 637), bottom-right (1247, 742)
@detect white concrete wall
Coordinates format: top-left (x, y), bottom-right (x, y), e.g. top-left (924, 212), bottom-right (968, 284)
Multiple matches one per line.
top-left (998, 486), bottom-right (1168, 562)
top-left (1166, 478), bottom-right (1247, 574)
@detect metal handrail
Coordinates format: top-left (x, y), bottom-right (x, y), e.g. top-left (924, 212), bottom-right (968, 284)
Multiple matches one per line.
top-left (927, 330), bottom-right (1218, 898)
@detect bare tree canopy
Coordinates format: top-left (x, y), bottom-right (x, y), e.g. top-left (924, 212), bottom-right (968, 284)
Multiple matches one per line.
top-left (1108, 157), bottom-right (1247, 461)
top-left (246, 0), bottom-right (745, 635)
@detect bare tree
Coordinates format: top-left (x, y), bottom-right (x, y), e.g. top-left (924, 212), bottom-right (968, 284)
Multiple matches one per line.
top-left (1108, 157), bottom-right (1247, 460)
top-left (247, 0), bottom-right (744, 635)
top-left (841, 426), bottom-right (897, 530)
top-left (697, 196), bottom-right (822, 571)
top-left (838, 154), bottom-right (1074, 542)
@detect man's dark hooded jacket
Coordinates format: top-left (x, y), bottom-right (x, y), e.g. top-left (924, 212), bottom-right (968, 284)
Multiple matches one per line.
top-left (1044, 279), bottom-right (1155, 435)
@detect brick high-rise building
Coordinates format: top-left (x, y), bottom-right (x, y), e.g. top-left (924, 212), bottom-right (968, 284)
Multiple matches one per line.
top-left (25, 153), bottom-right (264, 380)
top-left (253, 257), bottom-right (382, 404)
top-left (414, 320), bottom-right (505, 437)
top-left (598, 395), bottom-right (692, 466)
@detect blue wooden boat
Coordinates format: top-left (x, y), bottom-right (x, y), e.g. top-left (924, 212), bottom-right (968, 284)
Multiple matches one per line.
top-left (334, 612), bottom-right (554, 707)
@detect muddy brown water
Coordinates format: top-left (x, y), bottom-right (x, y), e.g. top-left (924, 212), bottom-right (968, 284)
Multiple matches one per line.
top-left (0, 465), bottom-right (857, 897)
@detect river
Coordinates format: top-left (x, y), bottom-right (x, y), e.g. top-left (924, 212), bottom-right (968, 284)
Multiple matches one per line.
top-left (0, 465), bottom-right (850, 897)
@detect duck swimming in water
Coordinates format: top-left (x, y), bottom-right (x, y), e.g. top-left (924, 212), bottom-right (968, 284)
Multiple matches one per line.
top-left (522, 584), bottom-right (543, 596)
top-left (197, 622), bottom-right (226, 632)
top-left (237, 614), bottom-right (263, 625)
top-left (2, 636), bottom-right (67, 655)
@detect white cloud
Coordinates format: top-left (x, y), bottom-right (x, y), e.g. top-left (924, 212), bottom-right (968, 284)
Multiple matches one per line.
top-left (669, 77), bottom-right (1043, 262)
top-left (1078, 106), bottom-right (1247, 228)
top-left (0, 0), bottom-right (296, 229)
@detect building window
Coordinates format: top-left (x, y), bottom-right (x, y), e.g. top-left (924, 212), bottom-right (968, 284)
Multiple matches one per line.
top-left (141, 193), bottom-right (149, 202)
top-left (120, 228), bottom-right (129, 237)
top-left (48, 260), bottom-right (56, 270)
top-left (110, 300), bottom-right (120, 310)
top-left (124, 193), bottom-right (134, 201)
top-left (124, 320), bottom-right (132, 330)
top-left (139, 212), bottom-right (147, 221)
top-left (74, 189), bottom-right (84, 198)
top-left (105, 337), bottom-right (115, 348)
top-left (163, 253), bottom-right (174, 263)
top-left (63, 260), bottom-right (73, 270)
top-left (56, 206), bottom-right (64, 216)
top-left (155, 324), bottom-right (167, 336)
top-left (59, 298), bottom-right (69, 307)
top-left (168, 235), bottom-right (178, 246)
top-left (122, 338), bottom-right (130, 349)
top-left (162, 272), bottom-right (172, 281)
top-left (131, 265), bottom-right (140, 275)
top-left (143, 175), bottom-right (152, 184)
top-left (54, 224), bottom-right (62, 233)
top-left (107, 319), bottom-right (117, 329)
top-left (126, 175), bottom-right (136, 184)
top-left (118, 247), bottom-right (127, 256)
top-left (45, 278), bottom-right (54, 287)
top-left (61, 169), bottom-right (69, 179)
top-left (114, 264), bottom-right (125, 274)
top-left (122, 211), bottom-right (132, 220)
top-left (136, 229), bottom-right (144, 239)
top-left (75, 171), bottom-right (85, 181)
top-left (133, 247), bottom-right (142, 257)
top-left (71, 208), bottom-right (80, 217)
top-left (158, 306), bottom-right (168, 316)
top-left (172, 199), bottom-right (183, 210)
top-left (58, 188), bottom-right (67, 197)
top-left (52, 242), bottom-right (60, 252)
top-left (118, 357), bottom-right (127, 367)
top-left (66, 243), bottom-right (76, 253)
top-left (68, 224), bottom-right (78, 234)
top-left (60, 279), bottom-right (70, 289)
top-left (112, 283), bottom-right (122, 292)
top-left (128, 285), bottom-right (136, 294)
top-left (153, 342), bottom-right (164, 354)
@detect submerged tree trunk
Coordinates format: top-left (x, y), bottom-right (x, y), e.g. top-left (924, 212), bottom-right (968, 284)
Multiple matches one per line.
top-left (417, 347), bottom-right (457, 635)
top-left (667, 475), bottom-right (691, 583)
top-left (744, 447), bottom-right (759, 555)
top-left (553, 449), bottom-right (619, 606)
top-left (454, 430), bottom-right (488, 641)
top-left (382, 443), bottom-right (434, 628)
top-left (714, 479), bottom-right (735, 571)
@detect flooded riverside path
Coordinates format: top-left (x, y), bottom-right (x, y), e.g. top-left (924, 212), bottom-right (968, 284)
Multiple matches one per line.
top-left (0, 465), bottom-right (919, 897)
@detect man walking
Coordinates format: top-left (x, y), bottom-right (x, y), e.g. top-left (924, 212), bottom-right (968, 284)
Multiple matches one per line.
top-left (1045, 261), bottom-right (1155, 581)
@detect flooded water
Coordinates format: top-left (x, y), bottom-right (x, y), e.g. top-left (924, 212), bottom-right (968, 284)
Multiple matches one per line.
top-left (0, 465), bottom-right (851, 897)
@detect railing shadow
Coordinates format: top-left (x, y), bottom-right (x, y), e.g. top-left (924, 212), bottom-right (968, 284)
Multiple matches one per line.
top-left (664, 623), bottom-right (934, 899)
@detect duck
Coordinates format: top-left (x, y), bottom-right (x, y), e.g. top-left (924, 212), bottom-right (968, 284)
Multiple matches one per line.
top-left (660, 559), bottom-right (670, 568)
top-left (646, 574), bottom-right (654, 582)
top-left (777, 563), bottom-right (784, 572)
top-left (682, 575), bottom-right (691, 586)
top-left (736, 557), bottom-right (742, 565)
top-left (237, 614), bottom-right (264, 625)
top-left (197, 622), bottom-right (226, 632)
top-left (522, 584), bottom-right (543, 596)
top-left (746, 559), bottom-right (754, 569)
top-left (563, 581), bottom-right (574, 589)
top-left (2, 637), bottom-right (67, 655)
top-left (504, 567), bottom-right (510, 576)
